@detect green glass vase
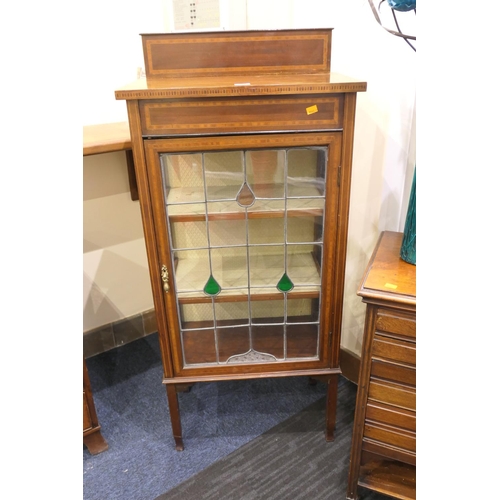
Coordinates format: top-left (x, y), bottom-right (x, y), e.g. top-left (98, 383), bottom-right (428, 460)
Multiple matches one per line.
top-left (400, 169), bottom-right (416, 265)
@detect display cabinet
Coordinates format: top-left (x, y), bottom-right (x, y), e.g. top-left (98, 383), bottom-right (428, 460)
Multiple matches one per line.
top-left (115, 29), bottom-right (366, 450)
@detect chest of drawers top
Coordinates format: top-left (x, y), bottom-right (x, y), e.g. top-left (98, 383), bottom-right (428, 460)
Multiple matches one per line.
top-left (358, 231), bottom-right (416, 308)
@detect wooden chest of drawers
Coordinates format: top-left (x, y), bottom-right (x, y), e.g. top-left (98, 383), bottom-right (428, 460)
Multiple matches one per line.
top-left (347, 231), bottom-right (416, 499)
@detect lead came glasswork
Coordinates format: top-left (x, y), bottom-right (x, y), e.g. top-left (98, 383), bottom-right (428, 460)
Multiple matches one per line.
top-left (236, 182), bottom-right (256, 207)
top-left (160, 146), bottom-right (328, 367)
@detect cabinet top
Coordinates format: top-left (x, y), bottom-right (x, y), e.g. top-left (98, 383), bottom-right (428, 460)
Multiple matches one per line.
top-left (358, 231), bottom-right (416, 306)
top-left (115, 72), bottom-right (367, 100)
top-left (115, 29), bottom-right (366, 100)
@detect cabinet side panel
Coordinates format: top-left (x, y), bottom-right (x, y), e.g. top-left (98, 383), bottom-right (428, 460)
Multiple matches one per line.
top-left (126, 100), bottom-right (176, 379)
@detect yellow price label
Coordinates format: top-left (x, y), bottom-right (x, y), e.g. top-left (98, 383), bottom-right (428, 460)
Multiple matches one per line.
top-left (306, 105), bottom-right (318, 115)
top-left (385, 283), bottom-right (398, 290)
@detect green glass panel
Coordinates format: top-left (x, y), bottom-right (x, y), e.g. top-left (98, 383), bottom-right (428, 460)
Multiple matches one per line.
top-left (277, 273), bottom-right (294, 293)
top-left (204, 274), bottom-right (221, 296)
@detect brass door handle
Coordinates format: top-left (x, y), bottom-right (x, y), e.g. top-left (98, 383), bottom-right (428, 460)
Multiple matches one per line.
top-left (161, 265), bottom-right (170, 293)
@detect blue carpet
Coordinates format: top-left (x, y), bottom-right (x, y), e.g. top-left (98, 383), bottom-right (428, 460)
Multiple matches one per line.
top-left (83, 333), bottom-right (329, 500)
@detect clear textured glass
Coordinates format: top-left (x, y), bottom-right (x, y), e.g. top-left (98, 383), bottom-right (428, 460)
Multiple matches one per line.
top-left (161, 153), bottom-right (204, 204)
top-left (170, 219), bottom-right (208, 250)
top-left (178, 300), bottom-right (214, 330)
top-left (209, 247), bottom-right (249, 290)
top-left (251, 297), bottom-right (284, 324)
top-left (214, 301), bottom-right (249, 327)
top-left (286, 297), bottom-right (320, 324)
top-left (287, 244), bottom-right (322, 288)
top-left (287, 148), bottom-right (325, 198)
top-left (205, 151), bottom-right (244, 201)
top-left (248, 216), bottom-right (285, 245)
top-left (172, 249), bottom-right (210, 294)
top-left (246, 149), bottom-right (285, 199)
top-left (249, 245), bottom-right (285, 290)
top-left (208, 208), bottom-right (247, 247)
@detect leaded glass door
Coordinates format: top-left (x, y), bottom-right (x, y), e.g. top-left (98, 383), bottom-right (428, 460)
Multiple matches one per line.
top-left (146, 133), bottom-right (342, 375)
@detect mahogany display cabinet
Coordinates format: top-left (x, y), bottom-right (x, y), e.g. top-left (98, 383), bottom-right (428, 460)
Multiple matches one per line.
top-left (115, 29), bottom-right (366, 450)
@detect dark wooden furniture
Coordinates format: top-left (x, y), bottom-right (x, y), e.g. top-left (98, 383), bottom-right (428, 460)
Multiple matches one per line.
top-left (347, 231), bottom-right (416, 499)
top-left (115, 28), bottom-right (366, 450)
top-left (83, 358), bottom-right (108, 454)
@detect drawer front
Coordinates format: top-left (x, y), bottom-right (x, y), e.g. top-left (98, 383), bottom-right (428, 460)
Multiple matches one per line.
top-left (372, 334), bottom-right (416, 366)
top-left (139, 95), bottom-right (344, 136)
top-left (364, 421), bottom-right (416, 452)
top-left (362, 439), bottom-right (416, 466)
top-left (371, 358), bottom-right (416, 386)
top-left (366, 400), bottom-right (416, 432)
top-left (376, 308), bottom-right (416, 339)
top-left (368, 380), bottom-right (416, 411)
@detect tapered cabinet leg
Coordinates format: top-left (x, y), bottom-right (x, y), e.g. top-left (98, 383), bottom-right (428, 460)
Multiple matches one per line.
top-left (83, 430), bottom-right (109, 455)
top-left (325, 374), bottom-right (338, 441)
top-left (166, 384), bottom-right (184, 451)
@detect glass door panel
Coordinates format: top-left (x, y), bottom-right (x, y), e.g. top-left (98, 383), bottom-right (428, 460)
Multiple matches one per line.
top-left (160, 146), bottom-right (328, 368)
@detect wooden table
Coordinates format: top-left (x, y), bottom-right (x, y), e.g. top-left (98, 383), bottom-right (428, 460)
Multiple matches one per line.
top-left (83, 121), bottom-right (138, 200)
top-left (83, 358), bottom-right (108, 454)
top-left (83, 121), bottom-right (136, 454)
top-left (347, 231), bottom-right (416, 499)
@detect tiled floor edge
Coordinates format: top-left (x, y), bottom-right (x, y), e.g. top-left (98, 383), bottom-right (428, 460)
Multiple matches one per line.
top-left (84, 309), bottom-right (158, 359)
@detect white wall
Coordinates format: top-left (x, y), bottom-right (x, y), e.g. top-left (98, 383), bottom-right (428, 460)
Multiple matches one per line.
top-left (82, 0), bottom-right (416, 354)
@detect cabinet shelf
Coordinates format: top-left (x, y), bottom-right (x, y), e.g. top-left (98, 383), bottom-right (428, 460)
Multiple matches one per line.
top-left (175, 251), bottom-right (321, 303)
top-left (358, 459), bottom-right (416, 500)
top-left (169, 208), bottom-right (324, 223)
top-left (166, 184), bottom-right (324, 217)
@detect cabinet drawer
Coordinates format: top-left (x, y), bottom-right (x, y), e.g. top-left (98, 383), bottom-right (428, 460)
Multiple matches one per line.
top-left (371, 359), bottom-right (415, 386)
top-left (372, 334), bottom-right (416, 366)
top-left (364, 421), bottom-right (416, 452)
top-left (368, 380), bottom-right (416, 411)
top-left (362, 439), bottom-right (416, 467)
top-left (376, 309), bottom-right (416, 339)
top-left (366, 400), bottom-right (416, 432)
top-left (139, 95), bottom-right (344, 136)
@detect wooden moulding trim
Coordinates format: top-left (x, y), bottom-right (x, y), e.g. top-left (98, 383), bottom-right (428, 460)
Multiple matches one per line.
top-left (339, 347), bottom-right (361, 384)
top-left (115, 83), bottom-right (367, 101)
top-left (162, 367), bottom-right (341, 385)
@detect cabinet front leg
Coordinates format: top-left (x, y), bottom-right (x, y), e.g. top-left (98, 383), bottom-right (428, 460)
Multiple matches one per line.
top-left (165, 384), bottom-right (184, 451)
top-left (325, 374), bottom-right (338, 441)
